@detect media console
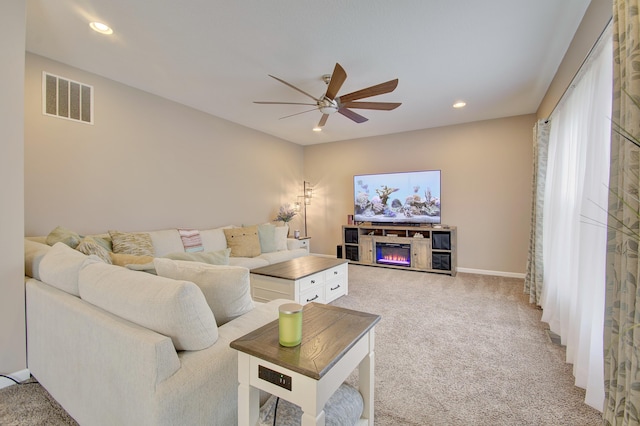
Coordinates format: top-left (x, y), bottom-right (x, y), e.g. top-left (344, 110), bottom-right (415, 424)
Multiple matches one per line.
top-left (342, 224), bottom-right (457, 276)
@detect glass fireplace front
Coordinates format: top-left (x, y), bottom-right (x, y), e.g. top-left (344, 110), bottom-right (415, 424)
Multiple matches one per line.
top-left (376, 242), bottom-right (411, 267)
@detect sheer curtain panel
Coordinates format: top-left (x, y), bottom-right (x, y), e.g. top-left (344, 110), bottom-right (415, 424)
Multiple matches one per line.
top-left (540, 23), bottom-right (612, 411)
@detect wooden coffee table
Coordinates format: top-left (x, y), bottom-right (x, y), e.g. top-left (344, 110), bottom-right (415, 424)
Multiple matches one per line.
top-left (250, 256), bottom-right (348, 305)
top-left (230, 303), bottom-right (381, 426)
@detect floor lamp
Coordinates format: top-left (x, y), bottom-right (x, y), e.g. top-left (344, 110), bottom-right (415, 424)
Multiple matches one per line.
top-left (296, 181), bottom-right (313, 237)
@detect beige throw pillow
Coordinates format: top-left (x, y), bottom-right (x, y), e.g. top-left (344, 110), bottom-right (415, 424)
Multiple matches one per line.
top-left (154, 258), bottom-right (254, 326)
top-left (223, 226), bottom-right (261, 257)
top-left (76, 236), bottom-right (112, 264)
top-left (109, 231), bottom-right (155, 256)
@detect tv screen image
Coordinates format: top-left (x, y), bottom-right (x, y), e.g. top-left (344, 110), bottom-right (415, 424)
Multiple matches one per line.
top-left (353, 170), bottom-right (441, 224)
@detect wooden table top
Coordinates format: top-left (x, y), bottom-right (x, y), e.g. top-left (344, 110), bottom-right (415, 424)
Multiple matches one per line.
top-left (230, 303), bottom-right (381, 380)
top-left (250, 256), bottom-right (349, 280)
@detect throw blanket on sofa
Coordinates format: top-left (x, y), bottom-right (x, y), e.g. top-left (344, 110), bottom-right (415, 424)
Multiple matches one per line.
top-left (178, 228), bottom-right (204, 253)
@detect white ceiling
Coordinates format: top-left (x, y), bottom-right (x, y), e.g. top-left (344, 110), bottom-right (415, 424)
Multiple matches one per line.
top-left (25, 0), bottom-right (591, 146)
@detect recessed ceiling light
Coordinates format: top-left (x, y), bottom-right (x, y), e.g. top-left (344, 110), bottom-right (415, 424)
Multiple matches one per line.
top-left (89, 22), bottom-right (113, 35)
top-left (453, 101), bottom-right (467, 109)
top-left (312, 127), bottom-right (322, 132)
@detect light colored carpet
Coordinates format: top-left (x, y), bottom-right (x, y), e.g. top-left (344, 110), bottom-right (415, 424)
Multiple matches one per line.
top-left (0, 264), bottom-right (603, 425)
top-left (330, 265), bottom-right (603, 425)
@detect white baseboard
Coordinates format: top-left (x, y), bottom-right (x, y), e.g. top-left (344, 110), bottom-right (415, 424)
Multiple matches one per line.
top-left (456, 267), bottom-right (525, 279)
top-left (0, 368), bottom-right (30, 390)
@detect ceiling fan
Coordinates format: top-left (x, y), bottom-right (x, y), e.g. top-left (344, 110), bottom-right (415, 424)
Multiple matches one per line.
top-left (254, 63), bottom-right (401, 128)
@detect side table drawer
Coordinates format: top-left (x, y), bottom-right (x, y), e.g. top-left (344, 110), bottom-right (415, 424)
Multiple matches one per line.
top-left (300, 287), bottom-right (325, 305)
top-left (299, 271), bottom-right (324, 292)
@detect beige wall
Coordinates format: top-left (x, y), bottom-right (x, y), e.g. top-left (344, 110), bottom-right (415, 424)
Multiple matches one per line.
top-left (0, 1), bottom-right (26, 380)
top-left (24, 54), bottom-right (305, 236)
top-left (304, 114), bottom-right (536, 275)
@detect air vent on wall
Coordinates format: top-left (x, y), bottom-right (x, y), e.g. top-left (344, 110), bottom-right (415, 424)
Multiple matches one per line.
top-left (42, 72), bottom-right (93, 124)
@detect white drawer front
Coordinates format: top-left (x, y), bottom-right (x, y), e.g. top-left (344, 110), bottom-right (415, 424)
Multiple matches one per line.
top-left (299, 272), bottom-right (324, 292)
top-left (325, 278), bottom-right (347, 303)
top-left (324, 265), bottom-right (346, 281)
top-left (300, 287), bottom-right (325, 305)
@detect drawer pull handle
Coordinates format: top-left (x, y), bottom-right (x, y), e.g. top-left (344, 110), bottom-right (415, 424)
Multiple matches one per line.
top-left (333, 271), bottom-right (338, 275)
top-left (330, 285), bottom-right (340, 291)
top-left (311, 280), bottom-right (315, 284)
top-left (306, 295), bottom-right (319, 302)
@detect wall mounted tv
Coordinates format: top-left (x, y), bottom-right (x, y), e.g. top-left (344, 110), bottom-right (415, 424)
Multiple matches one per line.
top-left (353, 170), bottom-right (441, 225)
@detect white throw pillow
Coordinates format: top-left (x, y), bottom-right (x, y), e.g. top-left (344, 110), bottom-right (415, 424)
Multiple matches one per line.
top-left (258, 223), bottom-right (277, 253)
top-left (153, 258), bottom-right (255, 326)
top-left (79, 261), bottom-right (218, 351)
top-left (38, 242), bottom-right (101, 296)
top-left (200, 227), bottom-right (232, 252)
top-left (274, 225), bottom-right (289, 251)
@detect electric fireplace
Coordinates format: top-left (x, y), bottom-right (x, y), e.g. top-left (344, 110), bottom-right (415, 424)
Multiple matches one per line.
top-left (376, 242), bottom-right (411, 267)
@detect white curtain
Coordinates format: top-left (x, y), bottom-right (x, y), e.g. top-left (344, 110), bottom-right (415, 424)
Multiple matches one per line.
top-left (540, 23), bottom-right (612, 411)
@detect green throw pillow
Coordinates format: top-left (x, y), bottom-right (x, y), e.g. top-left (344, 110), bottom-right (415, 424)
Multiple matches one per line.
top-left (164, 249), bottom-right (231, 265)
top-left (46, 226), bottom-right (83, 249)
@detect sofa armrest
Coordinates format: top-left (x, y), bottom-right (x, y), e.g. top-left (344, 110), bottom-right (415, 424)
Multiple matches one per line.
top-left (26, 279), bottom-right (181, 425)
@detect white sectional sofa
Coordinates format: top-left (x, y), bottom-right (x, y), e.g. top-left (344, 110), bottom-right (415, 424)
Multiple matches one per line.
top-left (22, 224), bottom-right (308, 425)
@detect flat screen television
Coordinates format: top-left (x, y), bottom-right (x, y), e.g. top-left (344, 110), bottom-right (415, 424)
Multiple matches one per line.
top-left (353, 170), bottom-right (441, 225)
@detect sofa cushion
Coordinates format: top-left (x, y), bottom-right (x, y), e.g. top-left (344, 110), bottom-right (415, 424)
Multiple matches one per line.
top-left (228, 257), bottom-right (270, 270)
top-left (79, 262), bottom-right (218, 351)
top-left (46, 226), bottom-right (83, 249)
top-left (39, 242), bottom-right (100, 296)
top-left (224, 226), bottom-right (261, 257)
top-left (76, 236), bottom-right (113, 264)
top-left (110, 253), bottom-right (155, 267)
top-left (24, 239), bottom-right (52, 280)
top-left (154, 258), bottom-right (254, 326)
top-left (109, 231), bottom-right (155, 256)
top-left (258, 249), bottom-right (308, 265)
top-left (258, 223), bottom-right (277, 253)
top-left (164, 249), bottom-right (231, 265)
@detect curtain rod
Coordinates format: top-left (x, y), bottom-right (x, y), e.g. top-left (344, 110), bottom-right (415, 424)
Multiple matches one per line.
top-left (545, 17), bottom-right (612, 123)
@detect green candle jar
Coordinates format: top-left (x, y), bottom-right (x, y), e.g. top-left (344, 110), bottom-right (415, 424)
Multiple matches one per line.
top-left (279, 303), bottom-right (303, 347)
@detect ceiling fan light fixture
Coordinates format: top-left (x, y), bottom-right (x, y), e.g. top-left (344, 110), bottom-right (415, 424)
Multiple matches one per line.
top-left (312, 126), bottom-right (322, 132)
top-left (318, 96), bottom-right (338, 115)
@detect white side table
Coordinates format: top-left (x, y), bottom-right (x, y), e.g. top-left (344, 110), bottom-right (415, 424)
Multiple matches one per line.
top-left (230, 303), bottom-right (380, 426)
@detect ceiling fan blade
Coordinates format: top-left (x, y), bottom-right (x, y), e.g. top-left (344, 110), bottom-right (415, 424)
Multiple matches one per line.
top-left (325, 63), bottom-right (347, 100)
top-left (279, 108), bottom-right (319, 120)
top-left (268, 75), bottom-right (319, 102)
top-left (318, 114), bottom-right (329, 127)
top-left (254, 101), bottom-right (317, 106)
top-left (342, 101), bottom-right (402, 111)
top-left (338, 79), bottom-right (399, 103)
top-left (338, 108), bottom-right (368, 123)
